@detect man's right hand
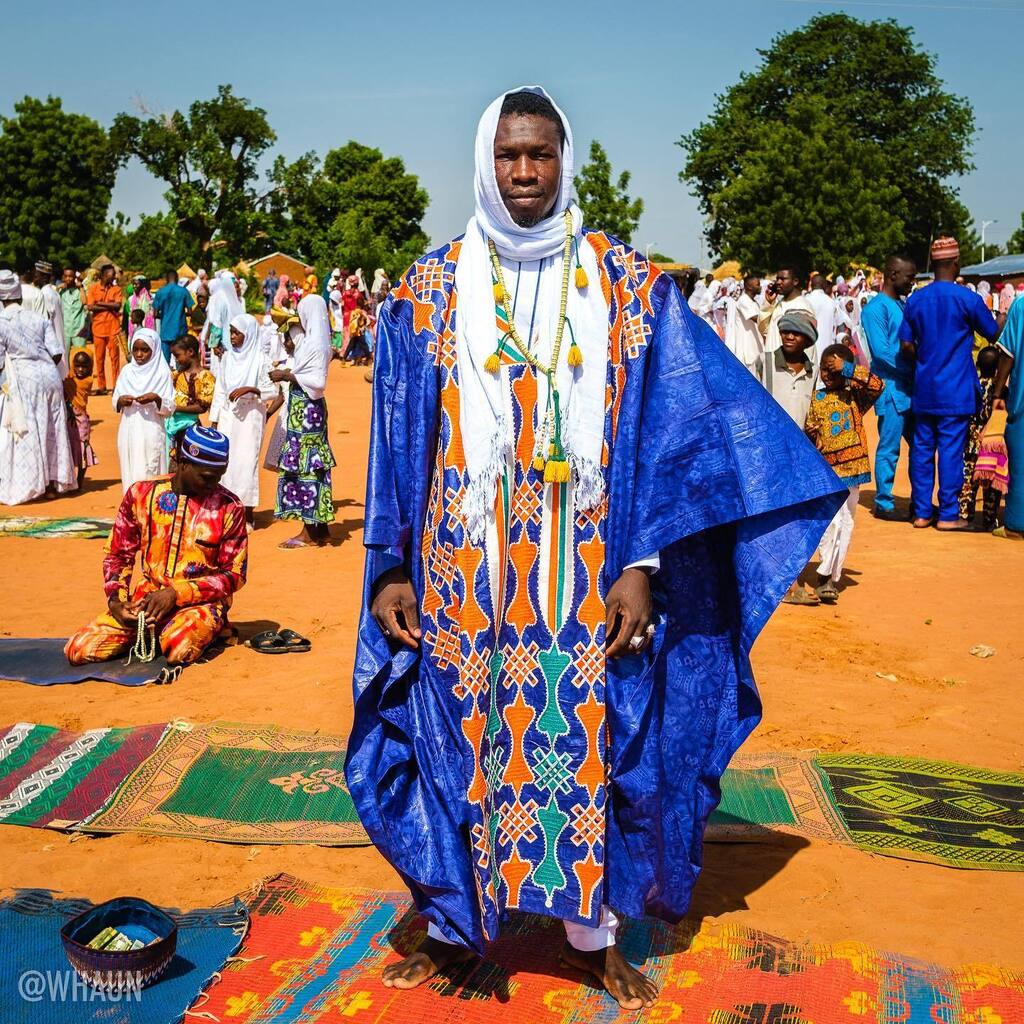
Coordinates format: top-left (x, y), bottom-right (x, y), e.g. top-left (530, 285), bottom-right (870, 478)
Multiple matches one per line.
top-left (108, 598), bottom-right (139, 628)
top-left (370, 567), bottom-right (421, 649)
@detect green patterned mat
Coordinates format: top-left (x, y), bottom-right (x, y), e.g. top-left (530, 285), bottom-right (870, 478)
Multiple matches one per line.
top-left (711, 753), bottom-right (1024, 870)
top-left (0, 516), bottom-right (113, 539)
top-left (81, 720), bottom-right (369, 845)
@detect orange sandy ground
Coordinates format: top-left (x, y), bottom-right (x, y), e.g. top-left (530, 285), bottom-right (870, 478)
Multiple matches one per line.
top-left (1, 361), bottom-right (1022, 972)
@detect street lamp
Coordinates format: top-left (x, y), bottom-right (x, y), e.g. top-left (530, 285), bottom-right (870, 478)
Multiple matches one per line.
top-left (982, 220), bottom-right (997, 263)
top-left (645, 242), bottom-right (657, 261)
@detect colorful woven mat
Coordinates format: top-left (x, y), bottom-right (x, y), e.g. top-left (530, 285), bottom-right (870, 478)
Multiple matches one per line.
top-left (81, 721), bottom-right (368, 845)
top-left (194, 873), bottom-right (1024, 1023)
top-left (0, 516), bottom-right (113, 539)
top-left (710, 752), bottom-right (1024, 870)
top-left (0, 722), bottom-right (167, 829)
top-left (0, 888), bottom-right (247, 1024)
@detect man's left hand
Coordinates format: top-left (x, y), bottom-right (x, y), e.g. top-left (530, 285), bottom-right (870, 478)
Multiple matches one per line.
top-left (137, 587), bottom-right (178, 625)
top-left (605, 568), bottom-right (653, 659)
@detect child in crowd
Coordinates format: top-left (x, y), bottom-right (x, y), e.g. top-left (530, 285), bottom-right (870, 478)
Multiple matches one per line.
top-left (263, 327), bottom-right (296, 473)
top-left (67, 350), bottom-right (97, 486)
top-left (209, 313), bottom-right (276, 527)
top-left (113, 328), bottom-right (175, 492)
top-left (345, 299), bottom-right (372, 365)
top-left (804, 344), bottom-right (886, 603)
top-left (959, 345), bottom-right (1003, 527)
top-left (166, 335), bottom-right (216, 462)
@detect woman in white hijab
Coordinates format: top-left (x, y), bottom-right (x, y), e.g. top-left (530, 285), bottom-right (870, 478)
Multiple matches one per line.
top-left (201, 271), bottom-right (244, 364)
top-left (209, 313), bottom-right (275, 521)
top-left (112, 327), bottom-right (174, 491)
top-left (268, 294), bottom-right (336, 547)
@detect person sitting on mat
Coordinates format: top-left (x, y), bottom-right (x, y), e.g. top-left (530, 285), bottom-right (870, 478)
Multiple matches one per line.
top-left (65, 424), bottom-right (248, 667)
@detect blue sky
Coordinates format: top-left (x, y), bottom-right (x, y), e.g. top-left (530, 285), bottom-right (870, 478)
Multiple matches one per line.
top-left (4, 0), bottom-right (1021, 263)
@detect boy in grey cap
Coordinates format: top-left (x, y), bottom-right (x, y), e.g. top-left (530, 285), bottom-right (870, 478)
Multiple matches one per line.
top-left (763, 310), bottom-right (819, 427)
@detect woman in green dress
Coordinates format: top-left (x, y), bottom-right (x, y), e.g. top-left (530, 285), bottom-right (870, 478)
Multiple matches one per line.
top-left (270, 294), bottom-right (335, 548)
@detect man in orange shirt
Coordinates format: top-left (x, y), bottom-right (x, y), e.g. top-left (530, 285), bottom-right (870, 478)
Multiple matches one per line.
top-left (86, 263), bottom-right (124, 392)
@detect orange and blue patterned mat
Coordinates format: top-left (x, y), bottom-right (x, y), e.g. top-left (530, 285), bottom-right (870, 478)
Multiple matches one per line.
top-left (192, 874), bottom-right (1024, 1023)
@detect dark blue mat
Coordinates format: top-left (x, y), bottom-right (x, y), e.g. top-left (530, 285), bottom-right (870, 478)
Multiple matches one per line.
top-left (0, 889), bottom-right (247, 1023)
top-left (0, 639), bottom-right (178, 687)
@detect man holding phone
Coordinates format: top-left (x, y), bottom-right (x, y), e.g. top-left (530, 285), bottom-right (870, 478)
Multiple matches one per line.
top-left (758, 263), bottom-right (816, 374)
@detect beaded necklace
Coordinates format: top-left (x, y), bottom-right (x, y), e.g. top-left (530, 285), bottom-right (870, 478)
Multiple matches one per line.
top-left (485, 210), bottom-right (588, 482)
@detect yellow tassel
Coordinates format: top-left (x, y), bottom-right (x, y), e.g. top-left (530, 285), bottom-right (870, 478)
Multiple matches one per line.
top-left (544, 459), bottom-right (571, 484)
top-left (567, 342), bottom-right (583, 368)
top-left (484, 352), bottom-right (501, 374)
top-left (493, 282), bottom-right (507, 304)
top-left (575, 265), bottom-right (588, 289)
top-left (532, 455), bottom-right (546, 473)
top-left (548, 442), bottom-right (556, 457)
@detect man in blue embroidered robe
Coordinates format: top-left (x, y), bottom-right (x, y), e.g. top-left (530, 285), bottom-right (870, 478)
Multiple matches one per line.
top-left (346, 87), bottom-right (845, 1010)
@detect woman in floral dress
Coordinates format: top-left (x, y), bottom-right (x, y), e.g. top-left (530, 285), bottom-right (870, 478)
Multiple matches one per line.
top-left (270, 294), bottom-right (335, 548)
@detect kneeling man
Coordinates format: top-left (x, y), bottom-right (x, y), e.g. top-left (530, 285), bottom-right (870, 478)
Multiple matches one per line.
top-left (65, 425), bottom-right (247, 666)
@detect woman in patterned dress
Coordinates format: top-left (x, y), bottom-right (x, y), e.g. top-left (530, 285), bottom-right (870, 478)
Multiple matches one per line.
top-left (270, 294), bottom-right (335, 548)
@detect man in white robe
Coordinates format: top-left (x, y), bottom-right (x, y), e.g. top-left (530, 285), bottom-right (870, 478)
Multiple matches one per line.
top-left (805, 272), bottom-right (837, 360)
top-left (0, 270), bottom-right (77, 505)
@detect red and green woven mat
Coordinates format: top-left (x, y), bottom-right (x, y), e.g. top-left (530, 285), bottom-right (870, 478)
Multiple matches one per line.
top-left (81, 720), bottom-right (367, 845)
top-left (192, 873), bottom-right (1024, 1023)
top-left (0, 722), bottom-right (167, 828)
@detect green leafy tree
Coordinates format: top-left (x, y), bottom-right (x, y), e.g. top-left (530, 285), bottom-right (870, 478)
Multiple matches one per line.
top-left (0, 96), bottom-right (116, 268)
top-left (110, 86), bottom-right (276, 268)
top-left (1006, 213), bottom-right (1024, 255)
top-left (269, 142), bottom-right (429, 278)
top-left (706, 97), bottom-right (903, 271)
top-left (89, 211), bottom-right (196, 278)
top-left (679, 13), bottom-right (975, 268)
top-left (575, 141), bottom-right (643, 242)
top-left (647, 251), bottom-right (675, 263)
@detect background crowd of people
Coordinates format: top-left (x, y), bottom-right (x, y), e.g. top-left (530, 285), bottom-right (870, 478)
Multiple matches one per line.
top-left (0, 256), bottom-right (389, 549)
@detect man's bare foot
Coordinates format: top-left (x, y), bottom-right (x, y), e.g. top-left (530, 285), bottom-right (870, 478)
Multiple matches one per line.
top-left (936, 519), bottom-right (974, 531)
top-left (912, 517), bottom-right (932, 529)
top-left (561, 942), bottom-right (659, 1011)
top-left (381, 936), bottom-right (475, 990)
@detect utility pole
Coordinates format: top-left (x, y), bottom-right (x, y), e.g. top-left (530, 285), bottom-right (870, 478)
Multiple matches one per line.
top-left (982, 220), bottom-right (997, 263)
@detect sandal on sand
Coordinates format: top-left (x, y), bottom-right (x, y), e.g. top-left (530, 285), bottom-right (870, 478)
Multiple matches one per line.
top-left (936, 520), bottom-right (975, 532)
top-left (816, 580), bottom-right (839, 603)
top-left (912, 518), bottom-right (933, 529)
top-left (277, 628), bottom-right (312, 653)
top-left (783, 588), bottom-right (820, 606)
top-left (249, 630), bottom-right (312, 654)
top-left (278, 538), bottom-right (316, 549)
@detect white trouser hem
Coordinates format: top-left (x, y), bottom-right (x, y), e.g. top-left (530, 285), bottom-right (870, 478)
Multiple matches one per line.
top-left (427, 906), bottom-right (619, 952)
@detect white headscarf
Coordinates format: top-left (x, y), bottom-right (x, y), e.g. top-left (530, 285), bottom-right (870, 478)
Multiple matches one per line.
top-left (293, 294), bottom-right (331, 400)
top-left (220, 313), bottom-right (264, 396)
top-left (472, 85), bottom-right (582, 261)
top-left (205, 272), bottom-right (244, 343)
top-left (113, 328), bottom-right (174, 411)
top-left (455, 85), bottom-right (607, 541)
top-left (371, 268), bottom-right (388, 295)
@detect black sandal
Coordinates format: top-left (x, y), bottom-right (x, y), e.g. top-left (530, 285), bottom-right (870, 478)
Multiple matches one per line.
top-left (249, 631), bottom-right (291, 655)
top-left (277, 628), bottom-right (312, 653)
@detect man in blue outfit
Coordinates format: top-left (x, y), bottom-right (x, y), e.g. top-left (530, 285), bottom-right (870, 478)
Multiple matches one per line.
top-left (861, 254), bottom-right (917, 520)
top-left (899, 237), bottom-right (999, 530)
top-left (346, 86), bottom-right (844, 1011)
top-left (151, 269), bottom-right (194, 362)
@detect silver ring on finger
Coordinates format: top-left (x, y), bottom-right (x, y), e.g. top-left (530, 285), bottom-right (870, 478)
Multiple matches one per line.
top-left (645, 623), bottom-right (655, 638)
top-left (629, 635), bottom-right (644, 652)
top-left (382, 627), bottom-right (392, 638)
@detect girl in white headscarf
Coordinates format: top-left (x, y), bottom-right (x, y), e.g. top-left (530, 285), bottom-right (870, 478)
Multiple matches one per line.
top-left (269, 294), bottom-right (336, 547)
top-left (209, 312), bottom-right (275, 521)
top-left (201, 272), bottom-right (244, 365)
top-left (112, 327), bottom-right (174, 491)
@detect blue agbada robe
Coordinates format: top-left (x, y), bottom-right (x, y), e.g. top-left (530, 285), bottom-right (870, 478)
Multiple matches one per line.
top-left (346, 236), bottom-right (845, 953)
